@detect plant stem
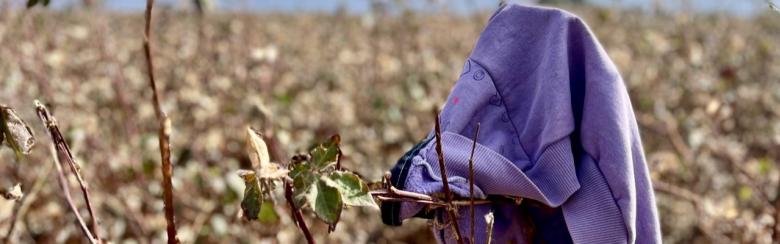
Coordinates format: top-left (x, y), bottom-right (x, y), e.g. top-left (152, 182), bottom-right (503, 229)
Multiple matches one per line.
top-left (47, 144), bottom-right (98, 244)
top-left (433, 108), bottom-right (465, 244)
top-left (262, 130), bottom-right (315, 244)
top-left (468, 123), bottom-right (480, 244)
top-left (284, 180), bottom-right (315, 244)
top-left (35, 101), bottom-right (101, 243)
top-left (142, 1), bottom-right (178, 242)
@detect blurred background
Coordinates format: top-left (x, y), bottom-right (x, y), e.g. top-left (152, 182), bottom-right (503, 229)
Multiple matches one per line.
top-left (0, 0), bottom-right (778, 243)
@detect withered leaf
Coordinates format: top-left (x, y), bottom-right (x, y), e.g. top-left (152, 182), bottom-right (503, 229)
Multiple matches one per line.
top-left (245, 126), bottom-right (288, 179)
top-left (0, 105), bottom-right (35, 158)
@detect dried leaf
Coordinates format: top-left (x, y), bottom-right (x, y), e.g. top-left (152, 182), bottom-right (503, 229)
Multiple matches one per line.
top-left (326, 171), bottom-right (378, 209)
top-left (238, 170), bottom-right (262, 221)
top-left (246, 126), bottom-right (288, 179)
top-left (1, 106), bottom-right (35, 158)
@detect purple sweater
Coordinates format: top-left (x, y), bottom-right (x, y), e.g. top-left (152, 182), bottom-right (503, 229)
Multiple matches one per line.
top-left (381, 4), bottom-right (661, 244)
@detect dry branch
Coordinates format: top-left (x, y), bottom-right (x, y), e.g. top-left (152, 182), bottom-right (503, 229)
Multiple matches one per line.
top-left (35, 101), bottom-right (101, 243)
top-left (48, 144), bottom-right (97, 244)
top-left (142, 0), bottom-right (178, 242)
top-left (433, 108), bottom-right (465, 244)
top-left (468, 123), bottom-right (480, 244)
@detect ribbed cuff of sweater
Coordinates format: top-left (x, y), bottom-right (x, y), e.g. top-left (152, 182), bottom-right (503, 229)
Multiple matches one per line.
top-left (415, 131), bottom-right (580, 206)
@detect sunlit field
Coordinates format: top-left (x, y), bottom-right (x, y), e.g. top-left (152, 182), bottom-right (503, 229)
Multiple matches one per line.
top-left (0, 3), bottom-right (779, 243)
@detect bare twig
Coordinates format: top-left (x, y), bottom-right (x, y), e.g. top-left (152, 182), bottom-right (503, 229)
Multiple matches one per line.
top-left (433, 108), bottom-right (465, 244)
top-left (389, 186), bottom-right (433, 201)
top-left (47, 144), bottom-right (97, 244)
top-left (35, 101), bottom-right (101, 243)
top-left (142, 0), bottom-right (179, 242)
top-left (468, 123), bottom-right (481, 244)
top-left (371, 191), bottom-right (494, 207)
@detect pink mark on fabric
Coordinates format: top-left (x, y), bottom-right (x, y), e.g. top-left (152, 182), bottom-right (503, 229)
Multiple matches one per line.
top-left (453, 97), bottom-right (459, 105)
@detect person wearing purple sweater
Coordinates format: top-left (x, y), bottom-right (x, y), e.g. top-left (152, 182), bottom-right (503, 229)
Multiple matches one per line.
top-left (380, 3), bottom-right (661, 244)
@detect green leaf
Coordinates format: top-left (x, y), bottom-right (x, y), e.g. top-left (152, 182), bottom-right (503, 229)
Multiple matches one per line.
top-left (238, 170), bottom-right (262, 221)
top-left (258, 201), bottom-right (279, 224)
top-left (310, 135), bottom-right (340, 170)
top-left (326, 171), bottom-right (378, 209)
top-left (0, 106), bottom-right (35, 159)
top-left (290, 163), bottom-right (317, 208)
top-left (306, 178), bottom-right (343, 226)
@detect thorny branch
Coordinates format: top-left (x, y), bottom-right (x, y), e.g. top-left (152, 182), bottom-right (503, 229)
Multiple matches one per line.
top-left (35, 101), bottom-right (101, 243)
top-left (142, 0), bottom-right (179, 242)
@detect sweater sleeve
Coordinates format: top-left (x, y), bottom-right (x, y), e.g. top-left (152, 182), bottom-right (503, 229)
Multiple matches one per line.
top-left (381, 57), bottom-right (581, 227)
